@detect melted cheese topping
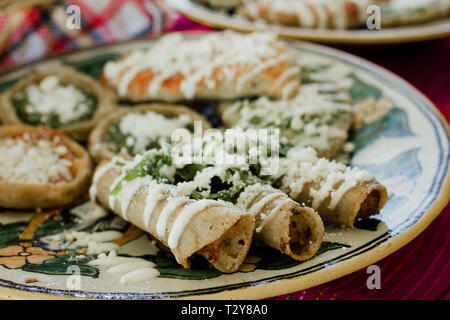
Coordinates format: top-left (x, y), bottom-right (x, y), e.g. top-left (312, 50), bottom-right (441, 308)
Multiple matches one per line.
top-left (0, 133), bottom-right (74, 184)
top-left (103, 31), bottom-right (298, 100)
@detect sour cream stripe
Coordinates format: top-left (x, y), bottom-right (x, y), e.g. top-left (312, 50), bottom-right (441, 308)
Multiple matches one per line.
top-left (142, 185), bottom-right (167, 228)
top-left (156, 198), bottom-right (189, 238)
top-left (167, 200), bottom-right (223, 249)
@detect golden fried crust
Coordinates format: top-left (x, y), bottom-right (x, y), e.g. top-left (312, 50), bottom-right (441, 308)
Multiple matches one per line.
top-left (87, 103), bottom-right (213, 163)
top-left (0, 125), bottom-right (93, 210)
top-left (0, 68), bottom-right (117, 141)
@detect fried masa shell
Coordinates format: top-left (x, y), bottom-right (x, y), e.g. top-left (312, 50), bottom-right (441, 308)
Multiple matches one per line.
top-left (0, 69), bottom-right (117, 141)
top-left (0, 125), bottom-right (93, 210)
top-left (88, 103), bottom-right (213, 163)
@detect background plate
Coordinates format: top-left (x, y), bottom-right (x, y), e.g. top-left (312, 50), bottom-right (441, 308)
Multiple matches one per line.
top-left (168, 0), bottom-right (450, 44)
top-left (0, 37), bottom-right (449, 299)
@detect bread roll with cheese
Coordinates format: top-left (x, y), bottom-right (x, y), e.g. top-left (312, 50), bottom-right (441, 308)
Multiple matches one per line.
top-left (101, 32), bottom-right (301, 102)
top-left (0, 69), bottom-right (117, 141)
top-left (90, 154), bottom-right (255, 273)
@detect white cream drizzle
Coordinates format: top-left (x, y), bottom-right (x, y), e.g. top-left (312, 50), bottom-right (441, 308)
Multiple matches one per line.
top-left (120, 268), bottom-right (160, 285)
top-left (106, 261), bottom-right (155, 274)
top-left (103, 32), bottom-right (298, 100)
top-left (106, 155), bottom-right (146, 212)
top-left (142, 185), bottom-right (167, 228)
top-left (88, 251), bottom-right (159, 285)
top-left (115, 177), bottom-right (152, 220)
top-left (248, 193), bottom-right (284, 217)
top-left (167, 200), bottom-right (221, 249)
top-left (155, 197), bottom-right (189, 238)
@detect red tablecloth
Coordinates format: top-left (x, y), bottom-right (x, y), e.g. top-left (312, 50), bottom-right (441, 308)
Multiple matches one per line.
top-left (0, 2), bottom-right (448, 300)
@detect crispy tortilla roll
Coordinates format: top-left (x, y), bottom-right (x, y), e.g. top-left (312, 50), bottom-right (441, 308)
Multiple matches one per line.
top-left (101, 32), bottom-right (301, 102)
top-left (236, 0), bottom-right (368, 29)
top-left (219, 84), bottom-right (354, 159)
top-left (90, 157), bottom-right (255, 273)
top-left (236, 184), bottom-right (324, 261)
top-left (275, 147), bottom-right (389, 227)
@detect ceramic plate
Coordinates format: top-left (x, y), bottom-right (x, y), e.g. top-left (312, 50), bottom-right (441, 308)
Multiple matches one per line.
top-left (168, 0), bottom-right (450, 44)
top-left (0, 36), bottom-right (448, 300)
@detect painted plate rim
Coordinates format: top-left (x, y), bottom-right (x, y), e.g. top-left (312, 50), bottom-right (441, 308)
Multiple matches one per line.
top-left (0, 36), bottom-right (449, 300)
top-left (168, 0), bottom-right (450, 44)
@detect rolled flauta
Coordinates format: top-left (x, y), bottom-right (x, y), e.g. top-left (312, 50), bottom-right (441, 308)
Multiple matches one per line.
top-left (90, 158), bottom-right (255, 273)
top-left (236, 183), bottom-right (324, 261)
top-left (218, 83), bottom-right (355, 159)
top-left (101, 32), bottom-right (301, 102)
top-left (275, 147), bottom-right (389, 227)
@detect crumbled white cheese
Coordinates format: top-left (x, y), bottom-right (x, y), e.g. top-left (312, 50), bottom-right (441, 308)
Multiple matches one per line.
top-left (116, 111), bottom-right (192, 155)
top-left (277, 147), bottom-right (374, 209)
top-left (103, 31), bottom-right (298, 99)
top-left (0, 133), bottom-right (74, 184)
